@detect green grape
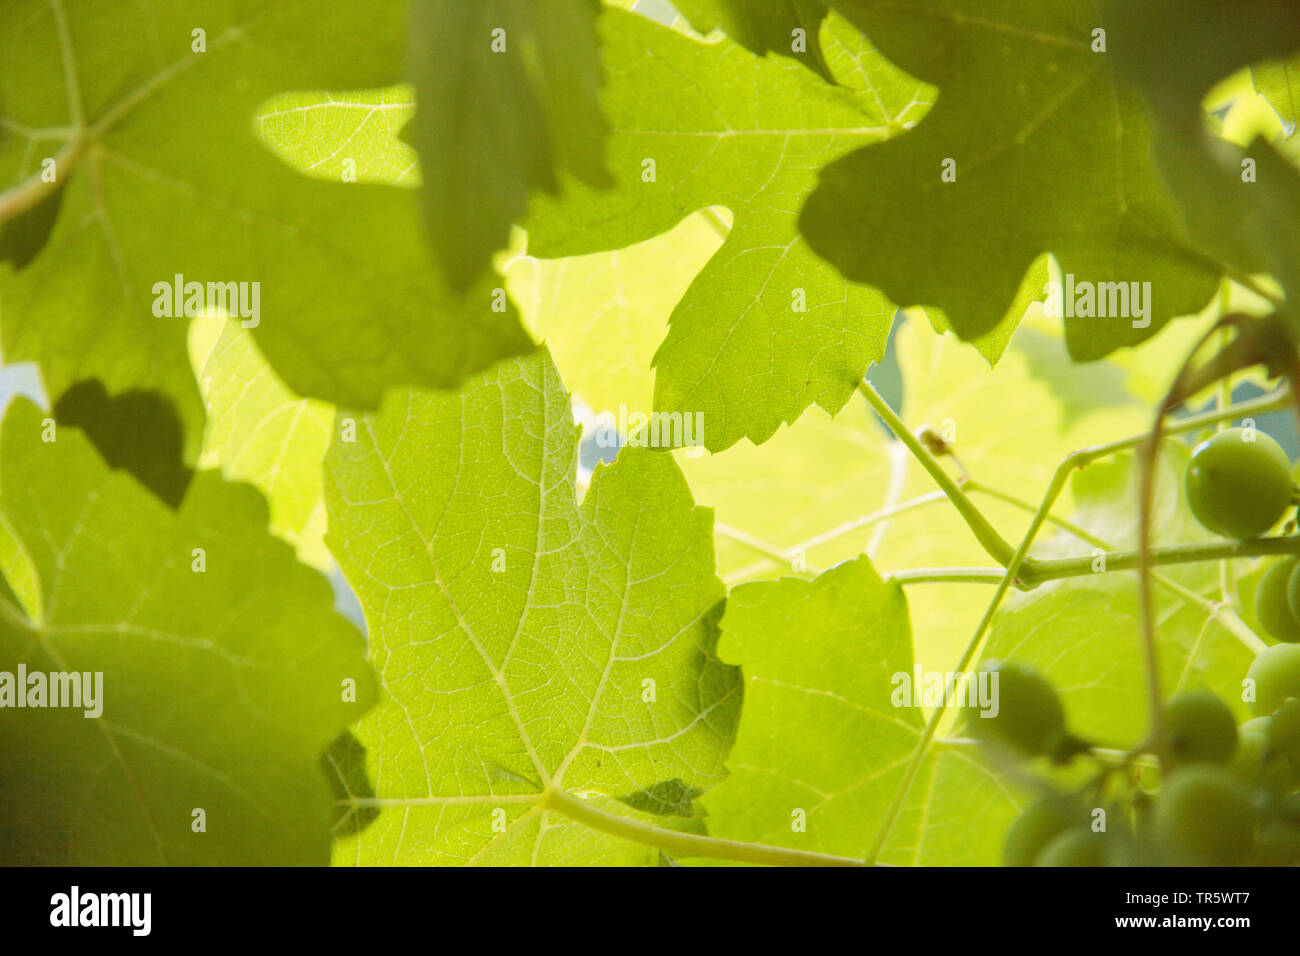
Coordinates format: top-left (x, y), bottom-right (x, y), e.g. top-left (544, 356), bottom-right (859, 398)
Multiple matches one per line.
top-left (1003, 794), bottom-right (1084, 866)
top-left (1258, 558), bottom-right (1300, 642)
top-left (964, 659), bottom-right (1065, 757)
top-left (1229, 717), bottom-right (1269, 776)
top-left (1269, 697), bottom-right (1300, 762)
top-left (1254, 821), bottom-right (1300, 866)
top-left (1185, 427), bottom-right (1293, 539)
top-left (1153, 766), bottom-right (1256, 865)
top-left (1100, 828), bottom-right (1142, 867)
top-left (1286, 562), bottom-right (1300, 631)
top-left (1034, 827), bottom-right (1107, 867)
top-left (1241, 715), bottom-right (1275, 736)
top-left (1248, 644), bottom-right (1300, 716)
top-left (1229, 716), bottom-right (1293, 796)
top-left (1280, 793), bottom-right (1300, 824)
top-left (1164, 690), bottom-right (1237, 765)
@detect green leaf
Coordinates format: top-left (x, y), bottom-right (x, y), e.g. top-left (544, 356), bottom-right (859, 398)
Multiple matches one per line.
top-left (0, 0), bottom-right (533, 460)
top-left (255, 87), bottom-right (419, 186)
top-left (505, 212), bottom-right (724, 420)
top-left (526, 9), bottom-right (930, 450)
top-left (252, 81), bottom-right (723, 432)
top-left (0, 400), bottom-right (375, 864)
top-left (920, 255), bottom-right (1051, 367)
top-left (680, 311), bottom-right (1152, 666)
top-left (1105, 2), bottom-right (1300, 315)
top-left (801, 0), bottom-right (1222, 360)
top-left (0, 511), bottom-right (40, 624)
top-left (701, 556), bottom-right (1018, 864)
top-left (407, 0), bottom-right (612, 291)
top-left (673, 0), bottom-right (834, 80)
top-left (1106, 1), bottom-right (1300, 126)
top-left (1254, 56), bottom-right (1300, 134)
top-left (190, 317), bottom-right (333, 568)
top-left (324, 348), bottom-right (742, 864)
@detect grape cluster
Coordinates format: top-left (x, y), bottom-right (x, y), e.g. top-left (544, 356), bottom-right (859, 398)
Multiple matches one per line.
top-left (968, 425), bottom-right (1300, 864)
top-left (970, 651), bottom-right (1300, 866)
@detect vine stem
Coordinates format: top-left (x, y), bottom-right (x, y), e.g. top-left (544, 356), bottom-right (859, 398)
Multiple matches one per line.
top-left (861, 381), bottom-right (1291, 863)
top-left (720, 385), bottom-right (1288, 588)
top-left (1215, 294), bottom-right (1235, 603)
top-left (965, 481), bottom-right (1268, 655)
top-left (540, 789), bottom-right (868, 867)
top-left (0, 137), bottom-right (84, 224)
top-left (935, 737), bottom-right (1161, 771)
top-left (716, 491), bottom-right (949, 574)
top-left (797, 490), bottom-right (948, 553)
top-left (1022, 535), bottom-right (1300, 583)
top-left (888, 567), bottom-right (1010, 585)
top-left (713, 522), bottom-right (815, 570)
top-left (888, 534), bottom-right (1300, 590)
top-left (703, 377), bottom-right (1284, 863)
top-left (857, 382), bottom-right (1291, 585)
top-left (865, 466), bottom-right (1064, 863)
top-left (857, 380), bottom-right (1016, 567)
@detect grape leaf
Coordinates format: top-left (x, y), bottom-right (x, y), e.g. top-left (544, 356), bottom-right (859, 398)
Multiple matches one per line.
top-left (1217, 84), bottom-right (1291, 161)
top-left (246, 10), bottom-right (928, 450)
top-left (680, 312), bottom-right (1152, 667)
top-left (324, 348), bottom-right (742, 865)
top-left (254, 85), bottom-right (725, 440)
top-left (255, 87), bottom-right (418, 186)
top-left (505, 213), bottom-right (724, 420)
top-left (407, 0), bottom-right (612, 291)
top-left (0, 400), bottom-right (375, 865)
top-left (921, 255), bottom-right (1049, 367)
top-left (0, 0), bottom-right (532, 461)
top-left (800, 0), bottom-right (1222, 360)
top-left (525, 9), bottom-right (930, 451)
top-left (1105, 0), bottom-right (1300, 126)
top-left (701, 555), bottom-right (1018, 864)
top-left (673, 0), bottom-right (834, 80)
top-left (1105, 1), bottom-right (1300, 316)
top-left (0, 511), bottom-right (40, 625)
top-left (676, 314), bottom-right (1165, 862)
top-left (190, 318), bottom-right (333, 568)
top-left (1255, 56), bottom-right (1300, 136)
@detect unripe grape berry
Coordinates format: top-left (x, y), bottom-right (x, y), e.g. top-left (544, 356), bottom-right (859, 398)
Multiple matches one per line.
top-left (1269, 697), bottom-right (1300, 762)
top-left (1286, 562), bottom-right (1300, 633)
top-left (1034, 827), bottom-right (1106, 867)
top-left (1254, 821), bottom-right (1300, 866)
top-left (1002, 793), bottom-right (1084, 866)
top-left (1153, 766), bottom-right (1256, 865)
top-left (1185, 427), bottom-right (1293, 539)
top-left (1164, 690), bottom-right (1237, 765)
top-left (1257, 558), bottom-right (1300, 642)
top-left (965, 660), bottom-right (1066, 757)
top-left (1229, 716), bottom-right (1293, 796)
top-left (1233, 716), bottom-right (1273, 768)
top-left (1240, 715), bottom-right (1274, 736)
top-left (1247, 644), bottom-right (1300, 716)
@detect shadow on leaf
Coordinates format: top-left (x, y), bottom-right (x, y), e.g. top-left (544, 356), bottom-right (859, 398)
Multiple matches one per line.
top-left (54, 380), bottom-right (193, 508)
top-left (322, 731), bottom-right (379, 839)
